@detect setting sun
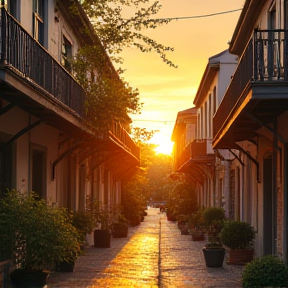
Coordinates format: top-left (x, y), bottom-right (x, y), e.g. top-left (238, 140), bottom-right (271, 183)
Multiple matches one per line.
top-left (150, 132), bottom-right (174, 155)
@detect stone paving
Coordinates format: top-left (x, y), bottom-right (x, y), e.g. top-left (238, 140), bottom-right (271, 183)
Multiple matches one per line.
top-left (46, 208), bottom-right (244, 288)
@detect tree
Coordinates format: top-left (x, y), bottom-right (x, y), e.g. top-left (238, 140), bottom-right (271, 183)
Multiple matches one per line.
top-left (76, 0), bottom-right (176, 67)
top-left (70, 0), bottom-right (176, 131)
top-left (166, 179), bottom-right (198, 218)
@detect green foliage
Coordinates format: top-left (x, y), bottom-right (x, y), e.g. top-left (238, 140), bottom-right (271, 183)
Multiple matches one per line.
top-left (72, 45), bottom-right (141, 131)
top-left (219, 220), bottom-right (256, 250)
top-left (72, 210), bottom-right (94, 242)
top-left (121, 182), bottom-right (144, 225)
top-left (204, 242), bottom-right (223, 249)
top-left (131, 127), bottom-right (155, 144)
top-left (188, 209), bottom-right (205, 228)
top-left (0, 190), bottom-right (79, 271)
top-left (202, 207), bottom-right (225, 227)
top-left (77, 0), bottom-right (177, 67)
top-left (242, 255), bottom-right (288, 288)
top-left (166, 180), bottom-right (198, 219)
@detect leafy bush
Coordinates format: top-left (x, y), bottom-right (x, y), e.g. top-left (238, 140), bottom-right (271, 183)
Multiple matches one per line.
top-left (0, 190), bottom-right (80, 270)
top-left (188, 209), bottom-right (204, 228)
top-left (202, 207), bottom-right (225, 227)
top-left (242, 255), bottom-right (288, 288)
top-left (72, 210), bottom-right (94, 242)
top-left (219, 220), bottom-right (255, 250)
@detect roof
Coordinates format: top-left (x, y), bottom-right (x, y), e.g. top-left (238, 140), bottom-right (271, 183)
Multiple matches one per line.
top-left (193, 50), bottom-right (231, 107)
top-left (229, 0), bottom-right (266, 56)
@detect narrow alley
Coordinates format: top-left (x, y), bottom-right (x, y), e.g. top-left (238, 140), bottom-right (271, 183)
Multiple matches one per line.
top-left (47, 208), bottom-right (244, 288)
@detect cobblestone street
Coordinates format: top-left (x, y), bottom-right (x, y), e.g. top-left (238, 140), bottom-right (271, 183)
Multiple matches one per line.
top-left (47, 208), bottom-right (244, 288)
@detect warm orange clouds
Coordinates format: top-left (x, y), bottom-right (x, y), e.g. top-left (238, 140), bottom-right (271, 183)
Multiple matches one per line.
top-left (120, 0), bottom-right (244, 153)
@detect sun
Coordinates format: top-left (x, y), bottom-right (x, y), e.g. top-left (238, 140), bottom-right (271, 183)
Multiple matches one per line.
top-left (150, 133), bottom-right (174, 155)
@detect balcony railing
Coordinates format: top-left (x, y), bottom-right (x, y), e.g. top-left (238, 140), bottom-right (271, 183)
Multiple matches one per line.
top-left (214, 29), bottom-right (288, 138)
top-left (177, 139), bottom-right (212, 170)
top-left (0, 7), bottom-right (85, 117)
top-left (109, 122), bottom-right (140, 160)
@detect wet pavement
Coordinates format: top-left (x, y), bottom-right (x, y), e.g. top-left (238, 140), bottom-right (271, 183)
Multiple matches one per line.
top-left (47, 207), bottom-right (244, 288)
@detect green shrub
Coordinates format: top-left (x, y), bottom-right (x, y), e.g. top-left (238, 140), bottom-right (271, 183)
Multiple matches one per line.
top-left (72, 210), bottom-right (94, 242)
top-left (242, 255), bottom-right (288, 288)
top-left (219, 220), bottom-right (255, 250)
top-left (0, 190), bottom-right (80, 270)
top-left (202, 207), bottom-right (225, 227)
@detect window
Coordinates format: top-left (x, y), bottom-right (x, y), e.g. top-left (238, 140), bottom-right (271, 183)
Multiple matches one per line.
top-left (61, 36), bottom-right (72, 72)
top-left (31, 146), bottom-right (46, 199)
top-left (213, 86), bottom-right (217, 114)
top-left (208, 93), bottom-right (211, 138)
top-left (8, 0), bottom-right (19, 20)
top-left (204, 102), bottom-right (207, 138)
top-left (33, 0), bottom-right (44, 45)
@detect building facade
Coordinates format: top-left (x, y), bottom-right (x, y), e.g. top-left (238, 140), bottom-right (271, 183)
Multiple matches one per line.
top-left (171, 50), bottom-right (237, 217)
top-left (213, 0), bottom-right (288, 261)
top-left (0, 0), bottom-right (140, 231)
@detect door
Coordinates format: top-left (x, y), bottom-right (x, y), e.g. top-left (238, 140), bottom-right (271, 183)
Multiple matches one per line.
top-left (31, 147), bottom-right (46, 199)
top-left (263, 156), bottom-right (273, 255)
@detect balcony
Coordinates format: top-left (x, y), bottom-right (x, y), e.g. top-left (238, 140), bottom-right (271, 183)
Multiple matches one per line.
top-left (0, 7), bottom-right (87, 136)
top-left (109, 122), bottom-right (140, 161)
top-left (213, 29), bottom-right (288, 149)
top-left (176, 139), bottom-right (214, 173)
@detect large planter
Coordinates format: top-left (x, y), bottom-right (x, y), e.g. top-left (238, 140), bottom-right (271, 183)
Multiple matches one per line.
top-left (10, 269), bottom-right (49, 288)
top-left (227, 248), bottom-right (254, 265)
top-left (112, 223), bottom-right (128, 238)
top-left (94, 229), bottom-right (111, 248)
top-left (55, 260), bottom-right (75, 272)
top-left (202, 247), bottom-right (225, 267)
top-left (191, 230), bottom-right (205, 241)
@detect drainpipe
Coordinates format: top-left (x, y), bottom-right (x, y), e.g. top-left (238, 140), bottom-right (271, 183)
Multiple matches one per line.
top-left (272, 121), bottom-right (278, 256)
top-left (223, 160), bottom-right (231, 219)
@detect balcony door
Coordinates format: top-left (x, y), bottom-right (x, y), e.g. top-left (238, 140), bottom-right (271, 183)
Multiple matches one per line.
top-left (263, 155), bottom-right (276, 255)
top-left (0, 143), bottom-right (13, 196)
top-left (33, 0), bottom-right (46, 46)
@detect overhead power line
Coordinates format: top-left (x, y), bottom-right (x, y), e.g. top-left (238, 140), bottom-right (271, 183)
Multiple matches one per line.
top-left (152, 8), bottom-right (243, 21)
top-left (133, 119), bottom-right (174, 123)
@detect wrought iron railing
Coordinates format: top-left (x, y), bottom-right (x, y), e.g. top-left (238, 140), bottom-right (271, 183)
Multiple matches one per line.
top-left (0, 7), bottom-right (85, 117)
top-left (213, 29), bottom-right (288, 138)
top-left (254, 29), bottom-right (288, 81)
top-left (109, 122), bottom-right (140, 160)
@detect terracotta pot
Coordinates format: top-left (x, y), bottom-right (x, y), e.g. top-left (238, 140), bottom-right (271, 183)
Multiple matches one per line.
top-left (227, 248), bottom-right (254, 265)
top-left (191, 231), bottom-right (205, 241)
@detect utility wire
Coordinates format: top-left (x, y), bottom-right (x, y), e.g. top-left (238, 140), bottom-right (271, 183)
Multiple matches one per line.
top-left (151, 8), bottom-right (242, 21)
top-left (133, 119), bottom-right (174, 123)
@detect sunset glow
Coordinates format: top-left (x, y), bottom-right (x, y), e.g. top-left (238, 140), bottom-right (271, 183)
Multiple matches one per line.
top-left (151, 132), bottom-right (174, 155)
top-left (124, 0), bottom-right (244, 153)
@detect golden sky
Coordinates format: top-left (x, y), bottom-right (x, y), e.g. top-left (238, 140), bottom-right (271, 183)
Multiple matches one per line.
top-left (120, 0), bottom-right (244, 154)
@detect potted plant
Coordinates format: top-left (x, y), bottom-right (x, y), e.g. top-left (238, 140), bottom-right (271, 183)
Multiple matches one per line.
top-left (242, 255), bottom-right (288, 288)
top-left (177, 214), bottom-right (189, 235)
top-left (219, 220), bottom-right (256, 265)
top-left (55, 210), bottom-right (94, 272)
top-left (0, 190), bottom-right (80, 288)
top-left (72, 210), bottom-right (95, 246)
top-left (201, 207), bottom-right (226, 267)
top-left (112, 214), bottom-right (129, 238)
top-left (93, 202), bottom-right (111, 248)
top-left (189, 209), bottom-right (205, 241)
top-left (202, 242), bottom-right (226, 268)
top-left (202, 207), bottom-right (225, 241)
